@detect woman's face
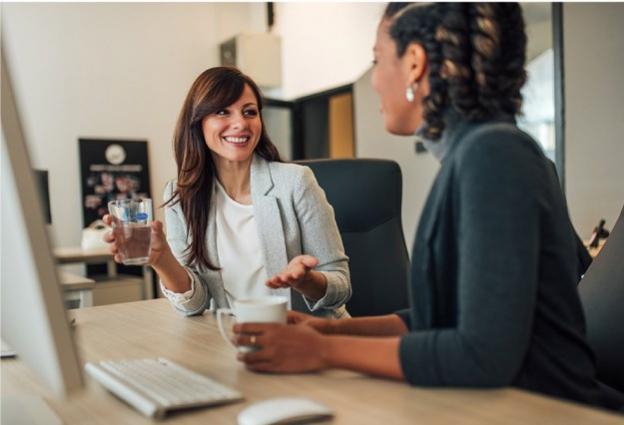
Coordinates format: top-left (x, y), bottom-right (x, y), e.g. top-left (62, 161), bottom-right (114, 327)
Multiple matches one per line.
top-left (371, 19), bottom-right (424, 135)
top-left (202, 84), bottom-right (262, 167)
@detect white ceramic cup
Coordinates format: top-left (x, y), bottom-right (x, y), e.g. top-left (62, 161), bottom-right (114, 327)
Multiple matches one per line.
top-left (217, 296), bottom-right (288, 352)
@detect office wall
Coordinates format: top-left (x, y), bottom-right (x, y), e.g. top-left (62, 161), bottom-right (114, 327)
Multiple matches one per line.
top-left (269, 2), bottom-right (383, 100)
top-left (2, 3), bottom-right (263, 248)
top-left (563, 3), bottom-right (624, 238)
top-left (353, 68), bottom-right (439, 250)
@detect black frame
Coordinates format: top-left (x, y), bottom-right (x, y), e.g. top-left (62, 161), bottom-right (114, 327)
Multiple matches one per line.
top-left (552, 2), bottom-right (566, 190)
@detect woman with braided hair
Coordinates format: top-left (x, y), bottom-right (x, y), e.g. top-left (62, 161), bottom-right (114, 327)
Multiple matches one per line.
top-left (233, 3), bottom-right (623, 410)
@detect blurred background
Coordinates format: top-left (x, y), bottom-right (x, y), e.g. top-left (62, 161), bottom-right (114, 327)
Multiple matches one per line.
top-left (2, 2), bottom-right (623, 269)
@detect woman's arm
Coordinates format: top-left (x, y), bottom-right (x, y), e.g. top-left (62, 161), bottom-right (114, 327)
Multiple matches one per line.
top-left (265, 167), bottom-right (351, 307)
top-left (293, 167), bottom-right (352, 308)
top-left (158, 181), bottom-right (210, 315)
top-left (326, 314), bottom-right (409, 336)
top-left (290, 310), bottom-right (409, 336)
top-left (234, 322), bottom-right (404, 379)
top-left (324, 335), bottom-right (404, 379)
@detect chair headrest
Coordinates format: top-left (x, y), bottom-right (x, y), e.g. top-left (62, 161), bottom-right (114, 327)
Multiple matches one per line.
top-left (297, 159), bottom-right (403, 232)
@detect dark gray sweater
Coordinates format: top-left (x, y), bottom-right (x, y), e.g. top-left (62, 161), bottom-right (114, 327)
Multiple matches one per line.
top-left (397, 115), bottom-right (624, 411)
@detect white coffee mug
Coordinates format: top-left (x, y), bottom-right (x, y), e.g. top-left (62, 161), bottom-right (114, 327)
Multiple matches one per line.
top-left (217, 296), bottom-right (288, 352)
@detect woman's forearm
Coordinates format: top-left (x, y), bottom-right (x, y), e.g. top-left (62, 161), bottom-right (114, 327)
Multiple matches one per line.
top-left (152, 249), bottom-right (191, 293)
top-left (327, 314), bottom-right (409, 337)
top-left (322, 335), bottom-right (404, 380)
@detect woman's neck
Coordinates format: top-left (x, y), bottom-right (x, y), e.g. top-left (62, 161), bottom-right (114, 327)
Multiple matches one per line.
top-left (213, 155), bottom-right (253, 204)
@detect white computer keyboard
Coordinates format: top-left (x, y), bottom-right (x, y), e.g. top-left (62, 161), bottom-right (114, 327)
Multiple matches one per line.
top-left (85, 357), bottom-right (243, 418)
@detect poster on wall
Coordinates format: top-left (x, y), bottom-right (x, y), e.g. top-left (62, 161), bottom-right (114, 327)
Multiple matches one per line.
top-left (79, 139), bottom-right (151, 228)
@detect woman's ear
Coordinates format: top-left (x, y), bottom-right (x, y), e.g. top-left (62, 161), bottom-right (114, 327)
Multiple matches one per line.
top-left (403, 42), bottom-right (428, 85)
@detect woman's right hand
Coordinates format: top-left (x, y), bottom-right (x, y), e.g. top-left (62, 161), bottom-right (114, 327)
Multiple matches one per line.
top-left (102, 214), bottom-right (170, 267)
top-left (287, 311), bottom-right (335, 334)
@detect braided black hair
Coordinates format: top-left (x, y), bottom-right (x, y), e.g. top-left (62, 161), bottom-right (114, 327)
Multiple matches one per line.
top-left (384, 2), bottom-right (527, 140)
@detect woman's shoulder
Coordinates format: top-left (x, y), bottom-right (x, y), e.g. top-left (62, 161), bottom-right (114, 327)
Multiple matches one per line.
top-left (268, 161), bottom-right (313, 187)
top-left (450, 121), bottom-right (553, 196)
top-left (453, 121), bottom-right (544, 170)
top-left (163, 178), bottom-right (177, 197)
top-left (162, 178), bottom-right (180, 209)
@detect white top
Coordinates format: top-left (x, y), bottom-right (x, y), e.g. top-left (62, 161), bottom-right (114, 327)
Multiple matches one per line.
top-left (214, 181), bottom-right (272, 304)
top-left (161, 181), bottom-right (284, 308)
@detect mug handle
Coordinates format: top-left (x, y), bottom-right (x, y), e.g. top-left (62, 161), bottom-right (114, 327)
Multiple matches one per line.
top-left (216, 308), bottom-right (237, 349)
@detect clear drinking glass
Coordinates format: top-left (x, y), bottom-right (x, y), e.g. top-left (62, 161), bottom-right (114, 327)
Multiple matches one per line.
top-left (107, 198), bottom-right (152, 265)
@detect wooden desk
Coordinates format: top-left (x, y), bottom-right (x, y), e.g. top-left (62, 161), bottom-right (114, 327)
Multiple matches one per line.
top-left (54, 247), bottom-right (154, 302)
top-left (3, 299), bottom-right (623, 424)
top-left (59, 271), bottom-right (95, 308)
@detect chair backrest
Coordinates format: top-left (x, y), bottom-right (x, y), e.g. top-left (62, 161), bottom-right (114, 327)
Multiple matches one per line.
top-left (578, 204), bottom-right (624, 392)
top-left (297, 159), bottom-right (410, 317)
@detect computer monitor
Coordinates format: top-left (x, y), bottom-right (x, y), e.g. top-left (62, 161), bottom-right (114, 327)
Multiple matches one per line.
top-left (1, 49), bottom-right (83, 398)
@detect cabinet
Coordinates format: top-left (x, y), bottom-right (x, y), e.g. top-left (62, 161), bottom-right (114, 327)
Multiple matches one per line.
top-left (58, 271), bottom-right (95, 308)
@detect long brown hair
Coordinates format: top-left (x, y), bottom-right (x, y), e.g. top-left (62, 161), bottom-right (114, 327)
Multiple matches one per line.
top-left (165, 67), bottom-right (281, 269)
top-left (384, 3), bottom-right (527, 140)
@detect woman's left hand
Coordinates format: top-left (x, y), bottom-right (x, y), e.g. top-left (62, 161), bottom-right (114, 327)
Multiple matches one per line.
top-left (233, 322), bottom-right (328, 373)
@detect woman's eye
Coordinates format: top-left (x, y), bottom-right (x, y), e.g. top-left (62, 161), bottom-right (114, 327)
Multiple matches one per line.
top-left (216, 109), bottom-right (228, 116)
top-left (244, 109), bottom-right (258, 117)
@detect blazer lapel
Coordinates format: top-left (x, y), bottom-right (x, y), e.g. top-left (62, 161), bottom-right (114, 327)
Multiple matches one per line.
top-left (250, 155), bottom-right (289, 279)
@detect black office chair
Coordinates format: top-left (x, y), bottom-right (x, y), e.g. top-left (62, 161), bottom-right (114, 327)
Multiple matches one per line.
top-left (578, 204), bottom-right (624, 392)
top-left (297, 159), bottom-right (410, 317)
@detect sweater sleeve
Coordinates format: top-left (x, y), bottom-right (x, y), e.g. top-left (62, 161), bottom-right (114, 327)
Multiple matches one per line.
top-left (399, 131), bottom-right (542, 387)
top-left (395, 309), bottom-right (412, 329)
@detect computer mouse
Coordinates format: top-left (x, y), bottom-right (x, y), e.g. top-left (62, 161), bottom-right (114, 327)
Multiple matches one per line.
top-left (237, 397), bottom-right (333, 425)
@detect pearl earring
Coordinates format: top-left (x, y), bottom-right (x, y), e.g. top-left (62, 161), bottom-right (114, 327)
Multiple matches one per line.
top-left (405, 84), bottom-right (417, 103)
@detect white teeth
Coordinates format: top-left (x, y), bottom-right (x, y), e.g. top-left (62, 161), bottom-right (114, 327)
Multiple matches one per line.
top-left (224, 136), bottom-right (249, 144)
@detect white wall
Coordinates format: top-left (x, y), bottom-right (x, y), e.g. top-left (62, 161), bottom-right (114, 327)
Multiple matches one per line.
top-left (2, 3), bottom-right (262, 249)
top-left (563, 3), bottom-right (624, 238)
top-left (354, 68), bottom-right (439, 251)
top-left (269, 2), bottom-right (383, 100)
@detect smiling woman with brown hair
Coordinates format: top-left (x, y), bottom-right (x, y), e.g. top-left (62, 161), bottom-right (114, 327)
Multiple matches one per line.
top-left (233, 3), bottom-right (624, 411)
top-left (103, 66), bottom-right (351, 319)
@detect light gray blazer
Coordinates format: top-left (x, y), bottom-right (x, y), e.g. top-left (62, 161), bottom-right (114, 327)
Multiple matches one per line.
top-left (163, 154), bottom-right (351, 318)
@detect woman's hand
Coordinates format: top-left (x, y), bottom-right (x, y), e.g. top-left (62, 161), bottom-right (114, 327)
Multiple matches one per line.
top-left (102, 214), bottom-right (170, 266)
top-left (266, 255), bottom-right (327, 301)
top-left (287, 311), bottom-right (335, 334)
top-left (234, 323), bottom-right (328, 373)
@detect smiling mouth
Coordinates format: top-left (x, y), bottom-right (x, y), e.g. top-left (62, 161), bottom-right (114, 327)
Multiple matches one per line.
top-left (222, 136), bottom-right (251, 145)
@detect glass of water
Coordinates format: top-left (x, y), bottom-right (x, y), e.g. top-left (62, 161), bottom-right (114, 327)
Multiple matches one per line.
top-left (107, 198), bottom-right (152, 265)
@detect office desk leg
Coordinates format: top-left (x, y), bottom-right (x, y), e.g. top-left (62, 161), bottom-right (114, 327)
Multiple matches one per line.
top-left (107, 260), bottom-right (117, 278)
